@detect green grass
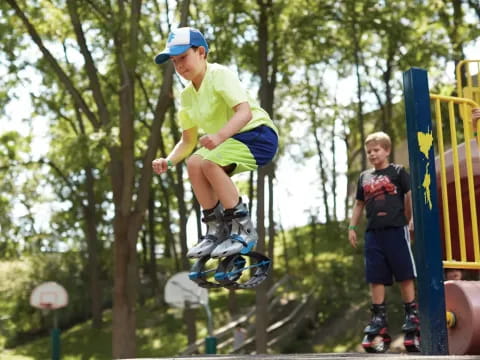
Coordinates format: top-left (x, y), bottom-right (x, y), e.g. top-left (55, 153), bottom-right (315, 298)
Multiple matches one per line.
top-left (2, 306), bottom-right (192, 359)
top-left (1, 289), bottom-right (257, 359)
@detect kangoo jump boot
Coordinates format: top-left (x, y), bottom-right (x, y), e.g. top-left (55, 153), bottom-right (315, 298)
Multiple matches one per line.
top-left (362, 303), bottom-right (391, 353)
top-left (187, 202), bottom-right (229, 258)
top-left (211, 200), bottom-right (257, 258)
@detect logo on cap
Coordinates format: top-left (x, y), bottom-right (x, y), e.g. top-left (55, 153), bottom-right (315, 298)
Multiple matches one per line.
top-left (167, 32), bottom-right (176, 43)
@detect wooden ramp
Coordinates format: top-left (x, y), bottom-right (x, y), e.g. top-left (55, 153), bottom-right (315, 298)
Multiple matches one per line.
top-left (129, 353), bottom-right (480, 360)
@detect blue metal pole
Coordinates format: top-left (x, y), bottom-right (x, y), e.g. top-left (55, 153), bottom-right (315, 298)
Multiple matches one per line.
top-left (51, 327), bottom-right (60, 360)
top-left (205, 336), bottom-right (217, 354)
top-left (403, 67), bottom-right (448, 355)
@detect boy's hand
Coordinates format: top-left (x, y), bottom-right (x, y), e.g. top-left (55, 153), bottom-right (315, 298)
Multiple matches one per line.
top-left (348, 229), bottom-right (358, 248)
top-left (199, 134), bottom-right (223, 150)
top-left (408, 218), bottom-right (414, 232)
top-left (152, 158), bottom-right (170, 174)
top-left (473, 108), bottom-right (480, 129)
top-left (472, 108), bottom-right (480, 121)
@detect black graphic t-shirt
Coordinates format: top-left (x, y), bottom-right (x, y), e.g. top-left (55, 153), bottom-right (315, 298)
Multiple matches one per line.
top-left (356, 163), bottom-right (410, 230)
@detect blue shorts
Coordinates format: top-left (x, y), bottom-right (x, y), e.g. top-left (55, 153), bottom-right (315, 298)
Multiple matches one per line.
top-left (232, 125), bottom-right (278, 166)
top-left (364, 226), bottom-right (417, 285)
top-left (195, 125), bottom-right (278, 176)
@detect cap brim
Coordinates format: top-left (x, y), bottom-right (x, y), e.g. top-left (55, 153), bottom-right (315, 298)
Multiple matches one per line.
top-left (154, 44), bottom-right (192, 64)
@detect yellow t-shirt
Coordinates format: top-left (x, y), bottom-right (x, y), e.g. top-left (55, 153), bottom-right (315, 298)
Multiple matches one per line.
top-left (177, 62), bottom-right (277, 134)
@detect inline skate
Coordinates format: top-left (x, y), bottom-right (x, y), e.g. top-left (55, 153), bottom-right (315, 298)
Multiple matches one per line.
top-left (189, 199), bottom-right (271, 289)
top-left (362, 303), bottom-right (391, 353)
top-left (402, 301), bottom-right (420, 352)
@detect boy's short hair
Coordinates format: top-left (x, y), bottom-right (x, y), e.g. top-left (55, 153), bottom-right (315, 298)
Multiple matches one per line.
top-left (365, 131), bottom-right (391, 151)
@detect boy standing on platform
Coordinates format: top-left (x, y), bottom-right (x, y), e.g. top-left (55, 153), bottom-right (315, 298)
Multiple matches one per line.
top-left (348, 131), bottom-right (419, 343)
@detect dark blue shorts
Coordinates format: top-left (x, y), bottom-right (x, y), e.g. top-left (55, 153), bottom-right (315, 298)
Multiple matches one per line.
top-left (364, 226), bottom-right (417, 285)
top-left (195, 125), bottom-right (278, 176)
top-left (232, 125), bottom-right (278, 166)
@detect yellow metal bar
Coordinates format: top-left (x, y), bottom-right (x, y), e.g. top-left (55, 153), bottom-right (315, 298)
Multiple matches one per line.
top-left (456, 60), bottom-right (467, 98)
top-left (429, 94), bottom-right (478, 107)
top-left (477, 62), bottom-right (480, 88)
top-left (460, 102), bottom-right (480, 262)
top-left (430, 93), bottom-right (480, 269)
top-left (456, 60), bottom-right (480, 98)
top-left (477, 62), bottom-right (480, 91)
top-left (443, 260), bottom-right (480, 269)
top-left (466, 66), bottom-right (472, 88)
top-left (447, 101), bottom-right (467, 261)
top-left (434, 98), bottom-right (452, 260)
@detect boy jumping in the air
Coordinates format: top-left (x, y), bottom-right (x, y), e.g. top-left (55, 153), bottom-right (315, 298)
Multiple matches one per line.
top-left (152, 27), bottom-right (278, 259)
top-left (348, 131), bottom-right (419, 347)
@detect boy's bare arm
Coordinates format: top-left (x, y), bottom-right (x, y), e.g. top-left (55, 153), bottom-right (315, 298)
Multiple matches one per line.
top-left (350, 199), bottom-right (365, 227)
top-left (348, 200), bottom-right (365, 248)
top-left (199, 102), bottom-right (252, 150)
top-left (404, 190), bottom-right (412, 222)
top-left (152, 127), bottom-right (198, 174)
top-left (170, 127), bottom-right (199, 162)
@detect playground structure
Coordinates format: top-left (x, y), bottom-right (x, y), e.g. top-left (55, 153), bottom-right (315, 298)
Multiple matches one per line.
top-left (404, 60), bottom-right (480, 355)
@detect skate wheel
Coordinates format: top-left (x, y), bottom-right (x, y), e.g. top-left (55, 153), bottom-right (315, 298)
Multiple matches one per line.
top-left (362, 333), bottom-right (391, 353)
top-left (445, 280), bottom-right (480, 354)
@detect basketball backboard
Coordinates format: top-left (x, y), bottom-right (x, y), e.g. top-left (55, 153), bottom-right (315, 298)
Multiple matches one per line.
top-left (30, 281), bottom-right (68, 310)
top-left (164, 271), bottom-right (208, 309)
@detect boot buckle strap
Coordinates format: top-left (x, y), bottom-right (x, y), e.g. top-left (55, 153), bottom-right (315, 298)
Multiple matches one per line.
top-left (230, 234), bottom-right (247, 247)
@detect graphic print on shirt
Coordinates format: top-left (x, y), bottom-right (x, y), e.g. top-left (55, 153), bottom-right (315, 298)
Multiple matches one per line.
top-left (363, 175), bottom-right (397, 202)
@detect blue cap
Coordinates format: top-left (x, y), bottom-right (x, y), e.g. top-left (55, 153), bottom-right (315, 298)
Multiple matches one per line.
top-left (155, 27), bottom-right (209, 64)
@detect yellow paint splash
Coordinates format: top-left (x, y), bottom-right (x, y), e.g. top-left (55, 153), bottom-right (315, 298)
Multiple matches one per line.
top-left (417, 131), bottom-right (433, 158)
top-left (417, 131), bottom-right (434, 210)
top-left (422, 163), bottom-right (432, 209)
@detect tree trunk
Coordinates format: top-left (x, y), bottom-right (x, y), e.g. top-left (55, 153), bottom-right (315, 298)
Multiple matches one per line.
top-left (267, 163), bottom-right (275, 289)
top-left (255, 165), bottom-right (268, 353)
top-left (83, 165), bottom-right (103, 328)
top-left (279, 222), bottom-right (290, 275)
top-left (76, 104), bottom-right (103, 329)
top-left (148, 189), bottom-right (159, 298)
top-left (112, 211), bottom-right (142, 358)
top-left (330, 117), bottom-right (337, 221)
top-left (255, 0), bottom-right (277, 353)
top-left (349, 7), bottom-right (367, 170)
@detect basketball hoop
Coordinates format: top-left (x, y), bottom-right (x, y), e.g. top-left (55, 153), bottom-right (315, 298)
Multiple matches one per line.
top-left (30, 282), bottom-right (68, 311)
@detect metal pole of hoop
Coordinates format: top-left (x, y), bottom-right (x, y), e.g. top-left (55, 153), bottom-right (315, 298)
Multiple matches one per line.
top-left (40, 303), bottom-right (61, 360)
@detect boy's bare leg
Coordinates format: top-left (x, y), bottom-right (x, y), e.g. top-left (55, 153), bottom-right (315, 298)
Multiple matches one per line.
top-left (200, 159), bottom-right (239, 209)
top-left (186, 155), bottom-right (218, 209)
top-left (399, 279), bottom-right (416, 303)
top-left (370, 283), bottom-right (386, 304)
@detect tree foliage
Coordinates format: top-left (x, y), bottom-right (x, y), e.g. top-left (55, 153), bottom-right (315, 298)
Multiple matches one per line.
top-left (0, 0), bottom-right (479, 357)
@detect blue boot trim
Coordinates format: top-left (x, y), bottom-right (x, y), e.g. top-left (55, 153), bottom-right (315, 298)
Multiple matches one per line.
top-left (240, 240), bottom-right (256, 254)
top-left (230, 234), bottom-right (247, 247)
top-left (189, 272), bottom-right (200, 280)
top-left (214, 272), bottom-right (227, 281)
top-left (230, 234), bottom-right (256, 254)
